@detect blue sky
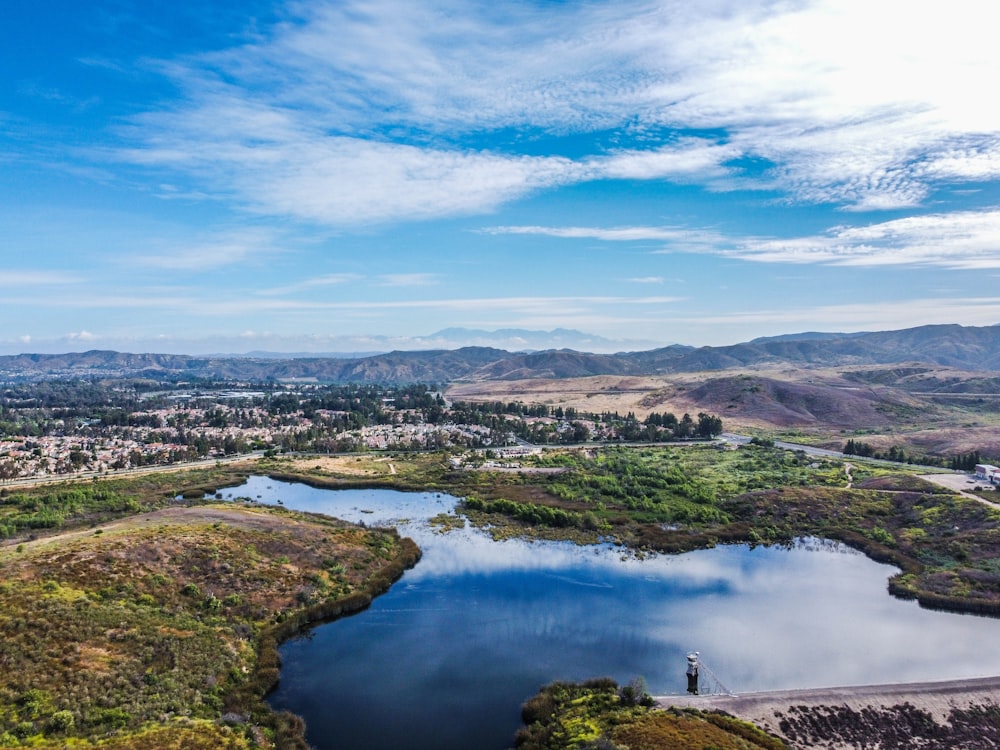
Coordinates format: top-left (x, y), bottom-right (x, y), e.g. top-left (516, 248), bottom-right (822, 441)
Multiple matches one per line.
top-left (3, 0), bottom-right (1000, 354)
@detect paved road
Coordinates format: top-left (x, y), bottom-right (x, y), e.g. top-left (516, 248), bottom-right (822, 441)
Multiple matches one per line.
top-left (722, 432), bottom-right (950, 472)
top-left (721, 432), bottom-right (847, 457)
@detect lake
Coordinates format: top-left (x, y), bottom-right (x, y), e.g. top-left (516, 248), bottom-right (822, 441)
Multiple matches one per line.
top-left (217, 476), bottom-right (1000, 750)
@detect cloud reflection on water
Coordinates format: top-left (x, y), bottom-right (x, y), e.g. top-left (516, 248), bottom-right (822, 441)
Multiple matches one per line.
top-left (237, 477), bottom-right (1000, 750)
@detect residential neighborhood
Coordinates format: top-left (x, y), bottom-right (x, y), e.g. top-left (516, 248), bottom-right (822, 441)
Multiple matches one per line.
top-left (0, 380), bottom-right (723, 482)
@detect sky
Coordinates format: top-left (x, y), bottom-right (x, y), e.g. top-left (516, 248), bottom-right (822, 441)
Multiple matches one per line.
top-left (3, 0), bottom-right (1000, 355)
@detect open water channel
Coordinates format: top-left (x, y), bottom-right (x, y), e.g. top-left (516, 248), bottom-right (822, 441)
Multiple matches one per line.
top-left (217, 476), bottom-right (1000, 749)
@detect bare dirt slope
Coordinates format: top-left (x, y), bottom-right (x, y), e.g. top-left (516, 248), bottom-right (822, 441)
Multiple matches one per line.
top-left (447, 369), bottom-right (935, 429)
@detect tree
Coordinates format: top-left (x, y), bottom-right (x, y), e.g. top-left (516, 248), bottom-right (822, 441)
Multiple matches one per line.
top-left (675, 413), bottom-right (695, 438)
top-left (696, 412), bottom-right (723, 438)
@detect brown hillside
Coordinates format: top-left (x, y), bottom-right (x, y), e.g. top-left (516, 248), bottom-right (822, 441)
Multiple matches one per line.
top-left (671, 374), bottom-right (930, 428)
top-left (445, 366), bottom-right (999, 458)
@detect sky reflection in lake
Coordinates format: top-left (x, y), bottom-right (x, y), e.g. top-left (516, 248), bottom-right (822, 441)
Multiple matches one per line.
top-left (220, 477), bottom-right (1000, 750)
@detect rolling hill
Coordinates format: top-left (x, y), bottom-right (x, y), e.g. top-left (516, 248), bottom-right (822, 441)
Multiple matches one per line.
top-left (1, 323), bottom-right (999, 383)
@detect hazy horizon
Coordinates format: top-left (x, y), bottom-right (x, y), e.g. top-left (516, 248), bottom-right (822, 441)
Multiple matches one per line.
top-left (0, 322), bottom-right (997, 358)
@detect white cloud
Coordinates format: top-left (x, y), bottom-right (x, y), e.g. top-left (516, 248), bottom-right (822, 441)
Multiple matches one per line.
top-left (114, 0), bottom-right (1000, 224)
top-left (0, 288), bottom-right (683, 323)
top-left (590, 141), bottom-right (741, 182)
top-left (261, 273), bottom-right (363, 295)
top-left (135, 227), bottom-right (283, 270)
top-left (487, 224), bottom-right (729, 253)
top-left (0, 271), bottom-right (83, 287)
top-left (491, 208), bottom-right (1000, 269)
top-left (735, 210), bottom-right (1000, 268)
top-left (64, 330), bottom-right (99, 342)
top-left (121, 129), bottom-right (584, 224)
top-left (686, 297), bottom-right (1000, 333)
top-left (627, 276), bottom-right (664, 284)
top-left (377, 273), bottom-right (440, 287)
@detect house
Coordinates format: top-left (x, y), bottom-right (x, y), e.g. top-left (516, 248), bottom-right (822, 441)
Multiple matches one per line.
top-left (975, 464), bottom-right (1000, 483)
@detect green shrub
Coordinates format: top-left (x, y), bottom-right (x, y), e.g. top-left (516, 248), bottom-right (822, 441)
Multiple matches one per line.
top-left (48, 709), bottom-right (75, 733)
top-left (180, 582), bottom-right (201, 597)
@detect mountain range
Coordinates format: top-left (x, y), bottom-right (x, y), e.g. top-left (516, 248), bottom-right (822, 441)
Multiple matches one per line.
top-left (2, 323), bottom-right (999, 383)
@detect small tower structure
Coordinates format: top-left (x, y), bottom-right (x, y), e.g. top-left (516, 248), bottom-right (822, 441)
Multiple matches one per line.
top-left (686, 651), bottom-right (699, 695)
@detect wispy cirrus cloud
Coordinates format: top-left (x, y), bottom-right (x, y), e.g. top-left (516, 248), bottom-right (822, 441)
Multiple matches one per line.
top-left (493, 208), bottom-right (1000, 269)
top-left (113, 0), bottom-right (1000, 225)
top-left (686, 297), bottom-right (1000, 332)
top-left (486, 225), bottom-right (718, 242)
top-left (377, 273), bottom-right (440, 287)
top-left (0, 271), bottom-right (84, 286)
top-left (120, 130), bottom-right (730, 225)
top-left (135, 227), bottom-right (283, 270)
top-left (485, 224), bottom-right (729, 254)
top-left (735, 210), bottom-right (1000, 268)
top-left (260, 273), bottom-right (363, 295)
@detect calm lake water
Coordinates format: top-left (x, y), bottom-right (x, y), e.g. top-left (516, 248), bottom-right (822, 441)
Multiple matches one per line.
top-left (218, 476), bottom-right (1000, 750)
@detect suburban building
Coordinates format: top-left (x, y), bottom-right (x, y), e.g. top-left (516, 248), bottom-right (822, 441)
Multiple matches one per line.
top-left (975, 464), bottom-right (1000, 484)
